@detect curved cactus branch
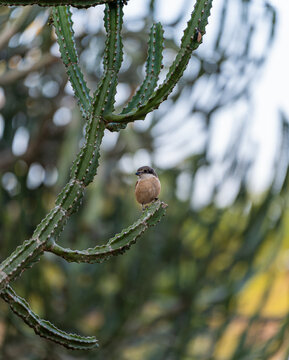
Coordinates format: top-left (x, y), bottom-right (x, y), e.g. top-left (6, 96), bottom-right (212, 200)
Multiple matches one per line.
top-left (104, 0), bottom-right (213, 125)
top-left (0, 0), bottom-right (117, 8)
top-left (0, 205), bottom-right (68, 292)
top-left (0, 0), bottom-right (214, 349)
top-left (1, 285), bottom-right (98, 350)
top-left (0, 0), bottom-right (131, 350)
top-left (0, 0), bottom-right (124, 328)
top-left (69, 0), bottom-right (124, 184)
top-left (106, 22), bottom-right (164, 132)
top-left (46, 200), bottom-right (167, 263)
top-left (52, 6), bottom-right (92, 117)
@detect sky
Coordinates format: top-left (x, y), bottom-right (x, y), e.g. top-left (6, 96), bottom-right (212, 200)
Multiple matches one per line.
top-left (118, 0), bottom-right (289, 200)
top-left (66, 0), bottom-right (289, 207)
top-left (2, 0), bottom-right (289, 205)
top-left (250, 0), bottom-right (289, 191)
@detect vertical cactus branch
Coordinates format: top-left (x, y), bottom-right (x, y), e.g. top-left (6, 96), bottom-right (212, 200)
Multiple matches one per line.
top-left (52, 6), bottom-right (92, 116)
top-left (104, 0), bottom-right (213, 124)
top-left (121, 23), bottom-right (164, 114)
top-left (0, 0), bottom-right (213, 350)
top-left (69, 0), bottom-right (124, 186)
top-left (102, 0), bottom-right (124, 113)
top-left (106, 21), bottom-right (164, 131)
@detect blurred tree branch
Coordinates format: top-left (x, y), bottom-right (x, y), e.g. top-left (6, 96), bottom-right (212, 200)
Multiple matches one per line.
top-left (0, 53), bottom-right (59, 86)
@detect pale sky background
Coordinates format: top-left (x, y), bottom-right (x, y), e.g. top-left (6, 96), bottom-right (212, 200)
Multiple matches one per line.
top-left (54, 0), bottom-right (289, 207)
top-left (125, 0), bottom-right (289, 204)
top-left (1, 0), bottom-right (289, 207)
top-left (113, 0), bottom-right (289, 206)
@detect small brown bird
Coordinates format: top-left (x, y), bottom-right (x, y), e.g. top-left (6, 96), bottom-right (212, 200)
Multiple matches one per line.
top-left (135, 166), bottom-right (161, 209)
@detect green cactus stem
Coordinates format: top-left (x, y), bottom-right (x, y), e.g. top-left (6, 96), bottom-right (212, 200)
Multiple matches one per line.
top-left (0, 0), bottom-right (117, 8)
top-left (52, 6), bottom-right (92, 116)
top-left (121, 22), bottom-right (164, 114)
top-left (46, 200), bottom-right (167, 263)
top-left (0, 0), bottom-right (213, 349)
top-left (104, 0), bottom-right (213, 125)
top-left (1, 285), bottom-right (98, 350)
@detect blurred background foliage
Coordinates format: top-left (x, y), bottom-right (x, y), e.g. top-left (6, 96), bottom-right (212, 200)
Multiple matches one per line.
top-left (1, 0), bottom-right (289, 359)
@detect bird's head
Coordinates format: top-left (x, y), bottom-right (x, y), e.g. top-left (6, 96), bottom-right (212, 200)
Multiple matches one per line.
top-left (135, 166), bottom-right (158, 178)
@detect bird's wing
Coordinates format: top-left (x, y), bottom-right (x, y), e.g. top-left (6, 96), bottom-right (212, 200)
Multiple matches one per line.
top-left (135, 180), bottom-right (139, 189)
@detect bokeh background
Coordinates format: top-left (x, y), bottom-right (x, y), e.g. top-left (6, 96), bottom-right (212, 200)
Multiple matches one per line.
top-left (1, 0), bottom-right (289, 359)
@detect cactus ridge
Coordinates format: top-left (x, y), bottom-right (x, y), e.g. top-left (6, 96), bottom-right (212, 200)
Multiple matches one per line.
top-left (102, 0), bottom-right (124, 113)
top-left (0, 0), bottom-right (116, 7)
top-left (104, 0), bottom-right (213, 125)
top-left (46, 200), bottom-right (167, 263)
top-left (0, 239), bottom-right (44, 292)
top-left (55, 178), bottom-right (85, 214)
top-left (0, 0), bottom-right (213, 349)
top-left (1, 285), bottom-right (98, 350)
top-left (52, 6), bottom-right (91, 116)
top-left (120, 22), bottom-right (164, 114)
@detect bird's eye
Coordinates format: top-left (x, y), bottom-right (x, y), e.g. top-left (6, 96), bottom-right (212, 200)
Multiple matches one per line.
top-left (144, 169), bottom-right (147, 173)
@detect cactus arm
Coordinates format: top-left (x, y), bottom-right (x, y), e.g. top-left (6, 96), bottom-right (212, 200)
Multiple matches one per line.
top-left (46, 200), bottom-right (167, 263)
top-left (105, 22), bottom-right (164, 132)
top-left (0, 0), bottom-right (215, 348)
top-left (0, 2), bottom-right (125, 348)
top-left (1, 285), bottom-right (98, 350)
top-left (69, 0), bottom-right (124, 186)
top-left (106, 22), bottom-right (164, 131)
top-left (104, 0), bottom-right (213, 124)
top-left (52, 6), bottom-right (91, 117)
top-left (102, 0), bottom-right (124, 113)
top-left (0, 240), bottom-right (43, 292)
top-left (0, 0), bottom-right (124, 291)
top-left (121, 23), bottom-right (164, 114)
top-left (106, 121), bottom-right (127, 132)
top-left (0, 0), bottom-right (116, 8)
top-left (0, 205), bottom-right (69, 292)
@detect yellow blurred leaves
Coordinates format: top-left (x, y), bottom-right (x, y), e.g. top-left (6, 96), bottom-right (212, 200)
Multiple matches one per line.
top-left (97, 274), bottom-right (121, 296)
top-left (238, 271), bottom-right (289, 318)
top-left (42, 262), bottom-right (65, 289)
top-left (0, 321), bottom-right (6, 347)
top-left (79, 310), bottom-right (104, 333)
top-left (28, 293), bottom-right (44, 317)
top-left (122, 343), bottom-right (159, 360)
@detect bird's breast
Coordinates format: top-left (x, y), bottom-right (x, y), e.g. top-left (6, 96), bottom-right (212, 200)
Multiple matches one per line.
top-left (135, 177), bottom-right (161, 205)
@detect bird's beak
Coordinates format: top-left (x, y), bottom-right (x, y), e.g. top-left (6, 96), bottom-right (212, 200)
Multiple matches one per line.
top-left (135, 171), bottom-right (140, 176)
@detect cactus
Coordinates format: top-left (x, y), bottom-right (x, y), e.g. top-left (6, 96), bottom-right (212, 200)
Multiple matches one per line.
top-left (0, 0), bottom-right (116, 8)
top-left (0, 0), bottom-right (213, 350)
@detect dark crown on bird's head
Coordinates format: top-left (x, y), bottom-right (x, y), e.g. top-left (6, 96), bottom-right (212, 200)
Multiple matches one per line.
top-left (135, 166), bottom-right (158, 177)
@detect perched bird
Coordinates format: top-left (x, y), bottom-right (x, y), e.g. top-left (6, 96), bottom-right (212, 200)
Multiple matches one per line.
top-left (135, 166), bottom-right (161, 209)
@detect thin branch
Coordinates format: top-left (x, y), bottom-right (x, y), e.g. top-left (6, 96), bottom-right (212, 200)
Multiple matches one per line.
top-left (0, 53), bottom-right (59, 86)
top-left (0, 7), bottom-right (31, 51)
